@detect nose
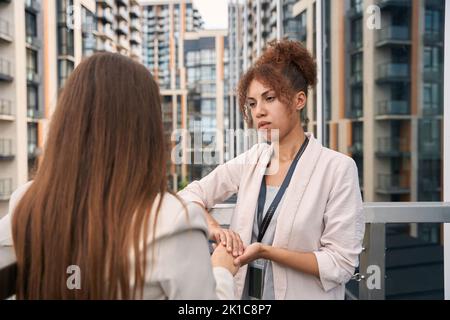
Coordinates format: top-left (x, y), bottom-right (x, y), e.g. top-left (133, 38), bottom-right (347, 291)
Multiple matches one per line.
top-left (253, 100), bottom-right (267, 119)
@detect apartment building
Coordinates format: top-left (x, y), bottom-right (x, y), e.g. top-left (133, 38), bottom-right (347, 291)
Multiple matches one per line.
top-left (0, 0), bottom-right (144, 217)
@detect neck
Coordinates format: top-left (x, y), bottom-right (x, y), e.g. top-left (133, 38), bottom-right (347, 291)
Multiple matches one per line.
top-left (273, 122), bottom-right (306, 163)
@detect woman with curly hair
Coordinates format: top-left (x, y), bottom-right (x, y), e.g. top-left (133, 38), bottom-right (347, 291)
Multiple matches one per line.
top-left (179, 40), bottom-right (365, 300)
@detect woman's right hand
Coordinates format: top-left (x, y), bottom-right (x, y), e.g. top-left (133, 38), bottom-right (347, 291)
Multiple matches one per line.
top-left (211, 243), bottom-right (240, 276)
top-left (209, 224), bottom-right (245, 257)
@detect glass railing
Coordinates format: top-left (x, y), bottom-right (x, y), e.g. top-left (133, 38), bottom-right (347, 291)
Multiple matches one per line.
top-left (0, 17), bottom-right (11, 40)
top-left (0, 99), bottom-right (12, 116)
top-left (0, 178), bottom-right (12, 201)
top-left (377, 174), bottom-right (410, 193)
top-left (0, 139), bottom-right (13, 158)
top-left (0, 58), bottom-right (12, 78)
top-left (377, 100), bottom-right (409, 116)
top-left (377, 63), bottom-right (410, 80)
top-left (376, 137), bottom-right (410, 155)
top-left (377, 25), bottom-right (410, 43)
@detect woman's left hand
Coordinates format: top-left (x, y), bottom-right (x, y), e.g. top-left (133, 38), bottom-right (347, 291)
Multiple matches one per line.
top-left (233, 242), bottom-right (264, 266)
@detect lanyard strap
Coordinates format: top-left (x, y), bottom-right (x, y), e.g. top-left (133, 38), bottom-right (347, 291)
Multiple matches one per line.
top-left (256, 137), bottom-right (309, 242)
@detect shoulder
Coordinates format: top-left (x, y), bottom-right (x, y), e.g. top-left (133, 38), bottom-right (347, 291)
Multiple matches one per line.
top-left (151, 193), bottom-right (209, 239)
top-left (8, 181), bottom-right (34, 214)
top-left (318, 146), bottom-right (357, 172)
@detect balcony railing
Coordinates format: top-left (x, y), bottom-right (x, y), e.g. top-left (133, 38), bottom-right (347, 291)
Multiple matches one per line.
top-left (423, 30), bottom-right (443, 44)
top-left (377, 174), bottom-right (410, 194)
top-left (27, 108), bottom-right (44, 119)
top-left (0, 17), bottom-right (12, 42)
top-left (1, 203), bottom-right (448, 300)
top-left (423, 103), bottom-right (442, 116)
top-left (25, 34), bottom-right (41, 49)
top-left (24, 0), bottom-right (40, 13)
top-left (376, 25), bottom-right (410, 45)
top-left (349, 141), bottom-right (363, 156)
top-left (26, 68), bottom-right (40, 84)
top-left (376, 137), bottom-right (410, 157)
top-left (0, 139), bottom-right (14, 160)
top-left (0, 99), bottom-right (12, 117)
top-left (97, 0), bottom-right (114, 8)
top-left (130, 5), bottom-right (141, 18)
top-left (423, 67), bottom-right (441, 82)
top-left (0, 58), bottom-right (13, 81)
top-left (377, 100), bottom-right (409, 116)
top-left (377, 63), bottom-right (410, 83)
top-left (377, 0), bottom-right (412, 9)
top-left (0, 178), bottom-right (12, 201)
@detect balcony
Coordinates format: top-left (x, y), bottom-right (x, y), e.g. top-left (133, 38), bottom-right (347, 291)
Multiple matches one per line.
top-left (130, 5), bottom-right (141, 18)
top-left (377, 0), bottom-right (412, 9)
top-left (116, 22), bottom-right (129, 36)
top-left (98, 8), bottom-right (114, 24)
top-left (350, 71), bottom-right (363, 86)
top-left (0, 99), bottom-right (13, 119)
top-left (0, 178), bottom-right (12, 201)
top-left (24, 0), bottom-right (40, 13)
top-left (423, 30), bottom-right (443, 45)
top-left (25, 34), bottom-right (41, 49)
top-left (349, 40), bottom-right (363, 53)
top-left (349, 141), bottom-right (363, 156)
top-left (97, 0), bottom-right (114, 8)
top-left (0, 139), bottom-right (14, 161)
top-left (376, 25), bottom-right (410, 47)
top-left (422, 103), bottom-right (442, 117)
top-left (116, 6), bottom-right (129, 22)
top-left (97, 25), bottom-right (115, 41)
top-left (96, 39), bottom-right (114, 53)
top-left (27, 108), bottom-right (44, 120)
top-left (376, 173), bottom-right (410, 195)
top-left (420, 140), bottom-right (441, 157)
top-left (130, 32), bottom-right (141, 45)
top-left (348, 107), bottom-right (363, 119)
top-left (116, 0), bottom-right (129, 6)
top-left (376, 137), bottom-right (410, 158)
top-left (26, 68), bottom-right (40, 84)
top-left (423, 67), bottom-right (441, 83)
top-left (0, 17), bottom-right (12, 43)
top-left (377, 100), bottom-right (409, 117)
top-left (376, 63), bottom-right (410, 84)
top-left (28, 144), bottom-right (41, 159)
top-left (347, 3), bottom-right (363, 19)
top-left (0, 58), bottom-right (13, 82)
top-left (130, 19), bottom-right (142, 32)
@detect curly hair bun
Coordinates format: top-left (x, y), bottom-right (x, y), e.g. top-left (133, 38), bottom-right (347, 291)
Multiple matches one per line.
top-left (256, 40), bottom-right (317, 89)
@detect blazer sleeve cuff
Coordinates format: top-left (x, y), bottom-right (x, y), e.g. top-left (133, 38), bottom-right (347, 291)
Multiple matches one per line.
top-left (313, 250), bottom-right (343, 292)
top-left (212, 267), bottom-right (235, 300)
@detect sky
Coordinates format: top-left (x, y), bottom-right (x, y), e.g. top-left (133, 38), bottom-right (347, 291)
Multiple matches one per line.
top-left (192, 0), bottom-right (228, 29)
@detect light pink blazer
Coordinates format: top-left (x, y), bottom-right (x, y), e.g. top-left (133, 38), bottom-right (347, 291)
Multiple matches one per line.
top-left (179, 132), bottom-right (365, 300)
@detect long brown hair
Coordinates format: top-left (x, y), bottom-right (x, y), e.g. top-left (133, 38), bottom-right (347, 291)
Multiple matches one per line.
top-left (12, 53), bottom-right (167, 299)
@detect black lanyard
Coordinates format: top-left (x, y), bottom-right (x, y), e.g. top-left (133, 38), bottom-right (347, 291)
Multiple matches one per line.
top-left (256, 137), bottom-right (309, 242)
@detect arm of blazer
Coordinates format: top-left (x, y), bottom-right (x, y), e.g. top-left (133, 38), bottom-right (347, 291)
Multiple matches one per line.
top-left (313, 157), bottom-right (365, 292)
top-left (150, 201), bottom-right (234, 299)
top-left (178, 144), bottom-right (262, 209)
top-left (0, 181), bottom-right (33, 246)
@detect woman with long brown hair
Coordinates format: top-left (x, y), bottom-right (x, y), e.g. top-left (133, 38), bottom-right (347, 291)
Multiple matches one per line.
top-left (0, 52), bottom-right (237, 299)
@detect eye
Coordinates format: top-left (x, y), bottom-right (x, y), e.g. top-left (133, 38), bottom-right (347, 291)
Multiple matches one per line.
top-left (266, 96), bottom-right (275, 102)
top-left (247, 101), bottom-right (256, 108)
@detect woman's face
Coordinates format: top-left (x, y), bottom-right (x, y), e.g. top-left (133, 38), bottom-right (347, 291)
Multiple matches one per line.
top-left (246, 79), bottom-right (305, 142)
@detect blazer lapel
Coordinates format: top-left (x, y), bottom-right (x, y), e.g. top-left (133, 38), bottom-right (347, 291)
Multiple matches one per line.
top-left (271, 132), bottom-right (323, 299)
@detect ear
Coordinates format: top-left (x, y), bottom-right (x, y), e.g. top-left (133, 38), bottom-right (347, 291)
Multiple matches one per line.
top-left (295, 91), bottom-right (307, 111)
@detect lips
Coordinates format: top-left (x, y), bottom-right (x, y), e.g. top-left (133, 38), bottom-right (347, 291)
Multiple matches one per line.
top-left (258, 121), bottom-right (271, 129)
